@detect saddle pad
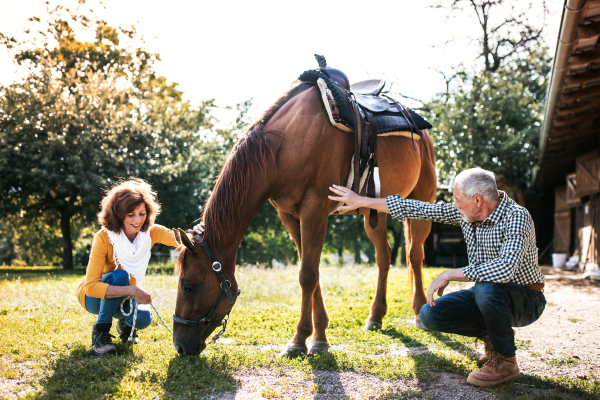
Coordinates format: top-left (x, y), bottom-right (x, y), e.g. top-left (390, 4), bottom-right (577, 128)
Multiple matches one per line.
top-left (317, 78), bottom-right (421, 140)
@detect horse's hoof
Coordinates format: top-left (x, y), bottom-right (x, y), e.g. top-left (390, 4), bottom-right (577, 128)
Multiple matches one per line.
top-left (415, 316), bottom-right (428, 330)
top-left (307, 341), bottom-right (329, 355)
top-left (363, 321), bottom-right (382, 331)
top-left (279, 345), bottom-right (307, 358)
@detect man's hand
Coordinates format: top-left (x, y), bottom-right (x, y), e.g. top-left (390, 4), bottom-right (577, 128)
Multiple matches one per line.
top-left (328, 185), bottom-right (365, 212)
top-left (426, 268), bottom-right (469, 306)
top-left (426, 271), bottom-right (450, 306)
top-left (328, 185), bottom-right (390, 214)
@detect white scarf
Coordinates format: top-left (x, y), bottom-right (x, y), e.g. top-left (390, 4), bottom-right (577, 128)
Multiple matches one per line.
top-left (104, 227), bottom-right (152, 285)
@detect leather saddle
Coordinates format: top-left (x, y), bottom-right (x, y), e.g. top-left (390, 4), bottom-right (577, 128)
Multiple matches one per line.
top-left (302, 55), bottom-right (432, 229)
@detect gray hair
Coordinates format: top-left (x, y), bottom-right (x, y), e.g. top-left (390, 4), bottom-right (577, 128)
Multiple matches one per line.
top-left (453, 168), bottom-right (499, 202)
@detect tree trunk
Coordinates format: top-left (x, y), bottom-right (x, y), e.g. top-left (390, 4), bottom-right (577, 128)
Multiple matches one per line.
top-left (60, 210), bottom-right (73, 269)
top-left (400, 227), bottom-right (406, 266)
top-left (338, 247), bottom-right (343, 265)
top-left (354, 240), bottom-right (361, 264)
top-left (388, 223), bottom-right (403, 266)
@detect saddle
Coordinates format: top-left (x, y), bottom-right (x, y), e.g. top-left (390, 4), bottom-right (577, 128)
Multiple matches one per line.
top-left (299, 55), bottom-right (432, 229)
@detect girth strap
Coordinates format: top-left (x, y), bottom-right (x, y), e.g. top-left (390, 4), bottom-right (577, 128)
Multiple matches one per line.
top-left (365, 110), bottom-right (379, 229)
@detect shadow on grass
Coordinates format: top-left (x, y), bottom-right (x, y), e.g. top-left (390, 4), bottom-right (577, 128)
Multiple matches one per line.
top-left (0, 268), bottom-right (86, 281)
top-left (306, 352), bottom-right (348, 399)
top-left (38, 343), bottom-right (139, 399)
top-left (163, 354), bottom-right (237, 399)
top-left (380, 326), bottom-right (477, 379)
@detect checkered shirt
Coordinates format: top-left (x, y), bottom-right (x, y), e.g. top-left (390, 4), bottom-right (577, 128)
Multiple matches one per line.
top-left (386, 191), bottom-right (545, 285)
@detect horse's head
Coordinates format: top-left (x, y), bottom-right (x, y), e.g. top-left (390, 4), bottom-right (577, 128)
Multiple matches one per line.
top-left (172, 228), bottom-right (239, 355)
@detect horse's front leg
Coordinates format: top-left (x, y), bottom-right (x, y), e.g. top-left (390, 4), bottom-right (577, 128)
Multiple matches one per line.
top-left (363, 212), bottom-right (392, 331)
top-left (308, 280), bottom-right (330, 355)
top-left (280, 208), bottom-right (328, 357)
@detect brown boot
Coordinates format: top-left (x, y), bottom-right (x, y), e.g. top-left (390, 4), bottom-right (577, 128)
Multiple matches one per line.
top-left (467, 352), bottom-right (520, 387)
top-left (478, 329), bottom-right (515, 363)
top-left (478, 335), bottom-right (495, 363)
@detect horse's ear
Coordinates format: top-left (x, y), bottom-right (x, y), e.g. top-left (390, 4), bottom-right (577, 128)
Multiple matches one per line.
top-left (176, 228), bottom-right (197, 253)
top-left (173, 228), bottom-right (182, 245)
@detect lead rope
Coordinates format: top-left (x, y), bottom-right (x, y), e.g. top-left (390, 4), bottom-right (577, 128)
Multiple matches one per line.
top-left (120, 297), bottom-right (173, 343)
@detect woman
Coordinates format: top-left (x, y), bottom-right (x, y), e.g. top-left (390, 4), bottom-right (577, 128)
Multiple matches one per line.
top-left (76, 179), bottom-right (178, 356)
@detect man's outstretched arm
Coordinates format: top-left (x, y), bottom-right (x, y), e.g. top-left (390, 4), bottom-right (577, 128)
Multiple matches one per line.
top-left (328, 185), bottom-right (462, 225)
top-left (328, 184), bottom-right (390, 213)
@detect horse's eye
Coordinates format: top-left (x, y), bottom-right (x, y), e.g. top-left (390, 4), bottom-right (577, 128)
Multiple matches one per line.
top-left (183, 284), bottom-right (194, 292)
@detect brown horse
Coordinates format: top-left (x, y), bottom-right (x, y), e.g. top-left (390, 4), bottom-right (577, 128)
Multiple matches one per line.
top-left (172, 80), bottom-right (436, 356)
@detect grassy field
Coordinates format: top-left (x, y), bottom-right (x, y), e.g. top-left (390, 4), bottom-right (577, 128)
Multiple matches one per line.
top-left (1, 264), bottom-right (599, 399)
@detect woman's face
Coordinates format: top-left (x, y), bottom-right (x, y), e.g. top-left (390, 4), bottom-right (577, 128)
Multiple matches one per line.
top-left (123, 202), bottom-right (147, 238)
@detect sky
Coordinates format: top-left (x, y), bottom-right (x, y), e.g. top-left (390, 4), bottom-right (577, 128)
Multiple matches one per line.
top-left (0, 0), bottom-right (563, 127)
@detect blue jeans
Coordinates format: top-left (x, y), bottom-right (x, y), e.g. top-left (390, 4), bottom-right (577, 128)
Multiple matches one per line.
top-left (419, 282), bottom-right (546, 357)
top-left (85, 269), bottom-right (152, 330)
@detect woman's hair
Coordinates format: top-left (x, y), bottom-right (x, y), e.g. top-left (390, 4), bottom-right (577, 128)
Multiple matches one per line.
top-left (98, 178), bottom-right (161, 233)
top-left (454, 167), bottom-right (499, 202)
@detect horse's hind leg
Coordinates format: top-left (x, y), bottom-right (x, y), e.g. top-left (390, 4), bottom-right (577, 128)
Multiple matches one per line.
top-left (404, 218), bottom-right (431, 329)
top-left (363, 212), bottom-right (392, 331)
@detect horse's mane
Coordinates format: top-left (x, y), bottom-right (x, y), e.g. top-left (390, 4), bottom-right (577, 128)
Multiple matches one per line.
top-left (200, 80), bottom-right (311, 246)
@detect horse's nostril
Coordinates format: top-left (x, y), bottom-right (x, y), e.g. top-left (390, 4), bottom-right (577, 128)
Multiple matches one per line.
top-left (175, 343), bottom-right (184, 355)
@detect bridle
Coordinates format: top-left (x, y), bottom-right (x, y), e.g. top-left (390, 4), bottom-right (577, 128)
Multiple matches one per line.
top-left (172, 233), bottom-right (241, 343)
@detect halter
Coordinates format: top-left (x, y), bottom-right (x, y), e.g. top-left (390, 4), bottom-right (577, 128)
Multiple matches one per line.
top-left (172, 233), bottom-right (241, 343)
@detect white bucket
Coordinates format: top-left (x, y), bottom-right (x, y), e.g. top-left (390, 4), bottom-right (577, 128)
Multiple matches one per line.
top-left (552, 253), bottom-right (567, 268)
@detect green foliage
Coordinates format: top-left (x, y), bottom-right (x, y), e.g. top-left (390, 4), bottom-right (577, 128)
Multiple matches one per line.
top-left (0, 5), bottom-right (214, 267)
top-left (424, 49), bottom-right (551, 203)
top-left (324, 214), bottom-right (371, 264)
top-left (239, 202), bottom-right (298, 265)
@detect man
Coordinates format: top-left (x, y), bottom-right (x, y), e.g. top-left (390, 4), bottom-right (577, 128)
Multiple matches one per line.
top-left (328, 167), bottom-right (546, 387)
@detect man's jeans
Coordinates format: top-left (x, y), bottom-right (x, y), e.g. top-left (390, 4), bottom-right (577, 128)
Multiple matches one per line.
top-left (419, 282), bottom-right (546, 357)
top-left (85, 269), bottom-right (152, 330)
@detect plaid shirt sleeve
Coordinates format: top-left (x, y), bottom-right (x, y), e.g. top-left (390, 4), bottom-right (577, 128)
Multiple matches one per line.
top-left (385, 195), bottom-right (462, 226)
top-left (462, 209), bottom-right (533, 283)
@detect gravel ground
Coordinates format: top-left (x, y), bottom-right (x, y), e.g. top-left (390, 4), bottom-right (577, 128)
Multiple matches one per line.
top-left (2, 267), bottom-right (599, 399)
top-left (215, 267), bottom-right (600, 400)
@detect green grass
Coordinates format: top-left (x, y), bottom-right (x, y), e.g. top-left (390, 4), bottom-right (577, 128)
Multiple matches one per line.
top-left (1, 264), bottom-right (599, 399)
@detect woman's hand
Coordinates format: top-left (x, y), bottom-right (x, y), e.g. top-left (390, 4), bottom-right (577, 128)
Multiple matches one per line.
top-left (188, 221), bottom-right (205, 237)
top-left (132, 286), bottom-right (152, 305)
top-left (328, 185), bottom-right (366, 212)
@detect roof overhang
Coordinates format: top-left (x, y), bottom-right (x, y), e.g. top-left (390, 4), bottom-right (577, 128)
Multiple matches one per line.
top-left (535, 0), bottom-right (600, 189)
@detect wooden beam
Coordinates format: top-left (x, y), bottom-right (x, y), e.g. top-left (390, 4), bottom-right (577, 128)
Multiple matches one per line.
top-left (564, 68), bottom-right (600, 86)
top-left (578, 21), bottom-right (600, 39)
top-left (556, 102), bottom-right (600, 117)
top-left (554, 107), bottom-right (600, 126)
top-left (569, 47), bottom-right (600, 68)
top-left (549, 129), bottom-right (588, 139)
top-left (550, 120), bottom-right (600, 135)
top-left (559, 83), bottom-right (600, 103)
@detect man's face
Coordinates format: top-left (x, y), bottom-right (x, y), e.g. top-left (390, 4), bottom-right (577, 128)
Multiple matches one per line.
top-left (453, 186), bottom-right (480, 223)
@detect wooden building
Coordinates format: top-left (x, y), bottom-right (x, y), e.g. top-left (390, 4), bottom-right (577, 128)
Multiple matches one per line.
top-left (535, 0), bottom-right (600, 276)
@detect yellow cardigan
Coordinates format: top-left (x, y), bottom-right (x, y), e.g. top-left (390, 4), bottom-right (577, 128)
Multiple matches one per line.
top-left (76, 224), bottom-right (178, 310)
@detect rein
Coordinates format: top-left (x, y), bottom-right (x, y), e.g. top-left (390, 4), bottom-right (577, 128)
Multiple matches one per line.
top-left (172, 233), bottom-right (241, 344)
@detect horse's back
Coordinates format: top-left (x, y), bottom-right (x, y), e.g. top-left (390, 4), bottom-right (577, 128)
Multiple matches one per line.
top-left (263, 84), bottom-right (434, 205)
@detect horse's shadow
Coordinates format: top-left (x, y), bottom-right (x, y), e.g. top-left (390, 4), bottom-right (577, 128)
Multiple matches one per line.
top-left (39, 343), bottom-right (139, 398)
top-left (164, 353), bottom-right (237, 399)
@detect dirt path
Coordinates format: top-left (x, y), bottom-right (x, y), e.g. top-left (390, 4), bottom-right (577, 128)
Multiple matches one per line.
top-left (2, 268), bottom-right (598, 399)
top-left (218, 267), bottom-right (600, 400)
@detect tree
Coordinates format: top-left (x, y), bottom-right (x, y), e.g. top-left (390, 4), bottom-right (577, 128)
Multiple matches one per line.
top-left (431, 0), bottom-right (548, 72)
top-left (424, 49), bottom-right (551, 205)
top-left (0, 5), bottom-right (212, 268)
